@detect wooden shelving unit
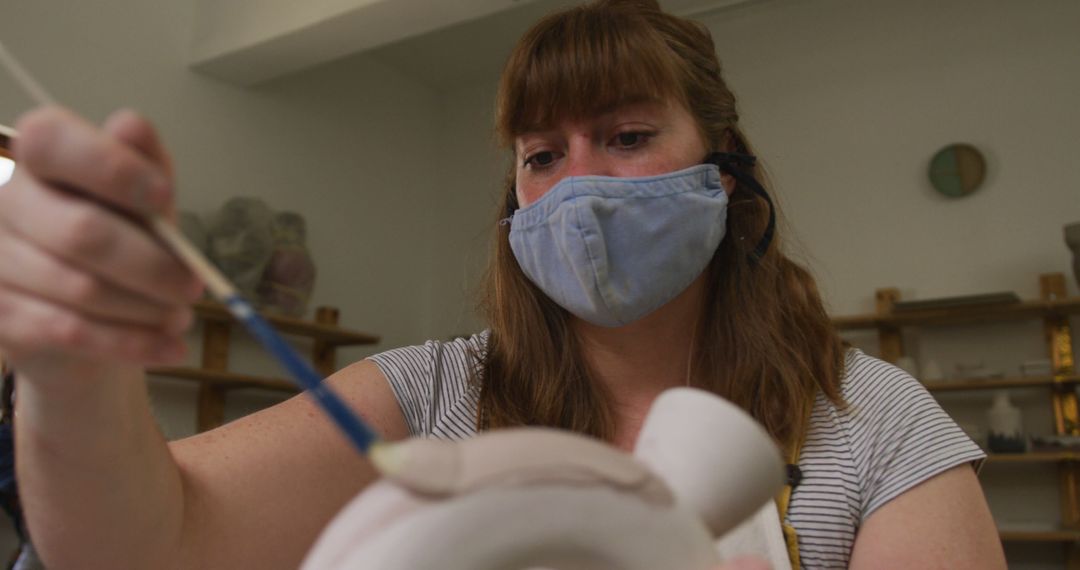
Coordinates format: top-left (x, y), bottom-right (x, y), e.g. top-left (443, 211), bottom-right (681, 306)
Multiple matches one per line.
top-left (147, 302), bottom-right (378, 431)
top-left (833, 273), bottom-right (1080, 563)
top-left (189, 300), bottom-right (379, 346)
top-left (924, 375), bottom-right (1080, 393)
top-left (833, 297), bottom-right (1080, 330)
top-left (147, 367), bottom-right (297, 393)
top-left (1001, 528), bottom-right (1080, 543)
top-left (987, 452), bottom-right (1080, 464)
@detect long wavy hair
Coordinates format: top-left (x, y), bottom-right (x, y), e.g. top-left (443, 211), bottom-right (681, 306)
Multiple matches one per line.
top-left (474, 0), bottom-right (845, 453)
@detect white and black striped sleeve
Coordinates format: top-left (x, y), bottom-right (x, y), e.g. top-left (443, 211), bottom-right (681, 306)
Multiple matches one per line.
top-left (366, 342), bottom-right (436, 437)
top-left (841, 353), bottom-right (986, 520)
top-left (366, 332), bottom-right (486, 440)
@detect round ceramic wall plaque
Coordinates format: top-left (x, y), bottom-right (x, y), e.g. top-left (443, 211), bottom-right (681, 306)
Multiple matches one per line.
top-left (928, 143), bottom-right (986, 198)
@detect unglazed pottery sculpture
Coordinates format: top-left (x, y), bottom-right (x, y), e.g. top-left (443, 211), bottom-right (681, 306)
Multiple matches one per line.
top-left (301, 388), bottom-right (786, 570)
top-left (206, 197), bottom-right (275, 299)
top-left (257, 211), bottom-right (316, 317)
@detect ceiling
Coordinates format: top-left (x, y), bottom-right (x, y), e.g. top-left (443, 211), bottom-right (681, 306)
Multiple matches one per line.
top-left (190, 0), bottom-right (757, 90)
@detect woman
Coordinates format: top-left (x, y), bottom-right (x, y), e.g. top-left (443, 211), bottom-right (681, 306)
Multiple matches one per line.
top-left (0, 0), bottom-right (1004, 568)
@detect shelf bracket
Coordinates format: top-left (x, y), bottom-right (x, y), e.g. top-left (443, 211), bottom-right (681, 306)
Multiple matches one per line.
top-left (875, 288), bottom-right (904, 363)
top-left (196, 320), bottom-right (231, 432)
top-left (1041, 274), bottom-right (1080, 534)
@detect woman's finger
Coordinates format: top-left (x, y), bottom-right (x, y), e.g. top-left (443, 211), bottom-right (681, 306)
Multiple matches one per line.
top-left (0, 283), bottom-right (187, 366)
top-left (0, 223), bottom-right (192, 333)
top-left (0, 170), bottom-right (202, 306)
top-left (102, 109), bottom-right (205, 294)
top-left (102, 109), bottom-right (174, 179)
top-left (12, 106), bottom-right (173, 216)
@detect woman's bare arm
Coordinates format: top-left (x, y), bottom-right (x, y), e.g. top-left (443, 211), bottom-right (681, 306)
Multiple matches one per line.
top-left (848, 464), bottom-right (1006, 569)
top-left (171, 359), bottom-right (409, 569)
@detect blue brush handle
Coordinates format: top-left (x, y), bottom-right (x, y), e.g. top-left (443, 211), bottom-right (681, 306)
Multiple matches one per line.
top-left (223, 296), bottom-right (381, 455)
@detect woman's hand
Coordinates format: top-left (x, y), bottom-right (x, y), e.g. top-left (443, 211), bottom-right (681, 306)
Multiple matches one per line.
top-left (0, 106), bottom-right (202, 387)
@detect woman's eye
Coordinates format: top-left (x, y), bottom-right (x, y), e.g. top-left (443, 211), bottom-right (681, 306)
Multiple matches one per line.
top-left (523, 151), bottom-right (557, 169)
top-left (612, 131), bottom-right (652, 149)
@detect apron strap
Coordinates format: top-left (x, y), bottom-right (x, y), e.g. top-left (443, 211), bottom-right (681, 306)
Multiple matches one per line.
top-left (775, 394), bottom-right (814, 569)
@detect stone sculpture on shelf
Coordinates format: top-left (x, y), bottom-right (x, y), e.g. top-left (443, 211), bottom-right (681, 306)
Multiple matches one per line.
top-left (257, 211), bottom-right (316, 318)
top-left (206, 197), bottom-right (276, 300)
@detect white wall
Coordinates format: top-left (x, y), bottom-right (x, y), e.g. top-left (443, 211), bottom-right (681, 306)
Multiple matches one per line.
top-left (423, 81), bottom-right (507, 338)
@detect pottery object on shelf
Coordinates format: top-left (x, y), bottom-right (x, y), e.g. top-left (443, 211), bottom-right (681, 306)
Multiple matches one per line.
top-left (256, 211), bottom-right (316, 318)
top-left (207, 197), bottom-right (275, 300)
top-left (986, 391), bottom-right (1026, 453)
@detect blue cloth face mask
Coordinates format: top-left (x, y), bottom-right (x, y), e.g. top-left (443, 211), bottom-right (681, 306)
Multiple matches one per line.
top-left (503, 162), bottom-right (730, 327)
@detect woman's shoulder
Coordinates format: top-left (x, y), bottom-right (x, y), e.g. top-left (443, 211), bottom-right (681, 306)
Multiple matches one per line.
top-left (827, 347), bottom-right (959, 449)
top-left (836, 348), bottom-right (930, 410)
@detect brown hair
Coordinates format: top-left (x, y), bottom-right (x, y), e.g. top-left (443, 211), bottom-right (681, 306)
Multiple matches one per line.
top-left (476, 0), bottom-right (845, 452)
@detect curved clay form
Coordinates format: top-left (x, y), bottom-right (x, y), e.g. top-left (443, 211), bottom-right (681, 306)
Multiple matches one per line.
top-left (301, 388), bottom-right (784, 570)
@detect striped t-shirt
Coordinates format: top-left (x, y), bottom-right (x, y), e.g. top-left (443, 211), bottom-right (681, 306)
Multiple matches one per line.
top-left (368, 332), bottom-right (985, 569)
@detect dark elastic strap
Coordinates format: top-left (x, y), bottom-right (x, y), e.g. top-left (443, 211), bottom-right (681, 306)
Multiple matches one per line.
top-left (705, 152), bottom-right (776, 262)
top-left (504, 189), bottom-right (519, 219)
top-left (786, 463), bottom-right (803, 488)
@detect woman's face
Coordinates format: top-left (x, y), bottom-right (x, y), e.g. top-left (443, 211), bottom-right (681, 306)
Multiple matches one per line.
top-left (513, 99), bottom-right (716, 208)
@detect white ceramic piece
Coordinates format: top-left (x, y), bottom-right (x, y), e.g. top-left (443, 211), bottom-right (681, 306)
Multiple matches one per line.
top-left (633, 388), bottom-right (786, 537)
top-left (986, 391), bottom-right (1026, 453)
top-left (301, 388), bottom-right (785, 570)
top-left (987, 391), bottom-right (1022, 438)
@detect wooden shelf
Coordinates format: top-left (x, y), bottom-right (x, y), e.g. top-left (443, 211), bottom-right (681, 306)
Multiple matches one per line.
top-left (924, 375), bottom-right (1080, 392)
top-left (1000, 528), bottom-right (1080, 542)
top-left (147, 366), bottom-right (298, 393)
top-left (986, 452), bottom-right (1080, 464)
top-left (832, 296), bottom-right (1080, 330)
top-left (159, 302), bottom-right (371, 431)
top-left (193, 300), bottom-right (380, 347)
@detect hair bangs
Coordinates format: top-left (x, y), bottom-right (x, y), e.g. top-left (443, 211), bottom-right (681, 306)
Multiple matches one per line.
top-left (496, 4), bottom-right (686, 146)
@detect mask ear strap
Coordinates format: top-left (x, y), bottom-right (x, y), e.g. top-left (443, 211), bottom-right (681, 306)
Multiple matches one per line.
top-left (706, 152), bottom-right (776, 262)
top-left (500, 186), bottom-right (520, 226)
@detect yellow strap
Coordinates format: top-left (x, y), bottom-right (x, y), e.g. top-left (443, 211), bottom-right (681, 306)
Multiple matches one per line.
top-left (775, 395), bottom-right (814, 569)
